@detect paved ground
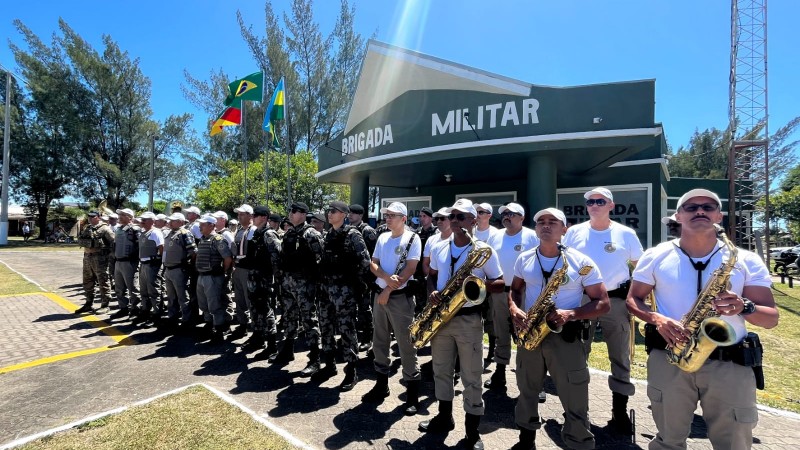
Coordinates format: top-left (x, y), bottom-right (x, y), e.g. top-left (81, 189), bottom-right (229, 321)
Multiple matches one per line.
top-left (1, 250), bottom-right (799, 449)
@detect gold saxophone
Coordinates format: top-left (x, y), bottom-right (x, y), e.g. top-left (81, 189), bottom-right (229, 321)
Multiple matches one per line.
top-left (409, 229), bottom-right (492, 349)
top-left (513, 244), bottom-right (572, 351)
top-left (667, 225), bottom-right (738, 373)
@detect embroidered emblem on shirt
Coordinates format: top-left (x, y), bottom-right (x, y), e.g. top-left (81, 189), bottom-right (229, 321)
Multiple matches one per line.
top-left (604, 243), bottom-right (616, 253)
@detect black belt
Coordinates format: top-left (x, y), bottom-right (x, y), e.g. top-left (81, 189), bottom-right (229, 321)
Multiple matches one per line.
top-left (503, 286), bottom-right (511, 292)
top-left (455, 306), bottom-right (482, 317)
top-left (607, 280), bottom-right (631, 299)
top-left (386, 287), bottom-right (411, 296)
top-left (165, 264), bottom-right (187, 270)
top-left (198, 269), bottom-right (224, 276)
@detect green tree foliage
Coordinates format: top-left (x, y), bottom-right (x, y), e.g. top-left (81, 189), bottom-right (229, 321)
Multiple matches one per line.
top-left (192, 150), bottom-right (348, 215)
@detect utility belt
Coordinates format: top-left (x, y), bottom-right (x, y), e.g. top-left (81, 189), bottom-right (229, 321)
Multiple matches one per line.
top-left (607, 280), bottom-right (631, 299)
top-left (379, 286), bottom-right (411, 296)
top-left (644, 324), bottom-right (765, 389)
top-left (140, 257), bottom-right (161, 265)
top-left (198, 268), bottom-right (225, 276)
top-left (115, 256), bottom-right (134, 262)
top-left (165, 263), bottom-right (189, 270)
top-left (455, 306), bottom-right (482, 317)
top-left (561, 319), bottom-right (592, 343)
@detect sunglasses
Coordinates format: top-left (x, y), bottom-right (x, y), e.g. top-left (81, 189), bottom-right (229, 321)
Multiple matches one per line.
top-left (477, 211), bottom-right (491, 215)
top-left (585, 198), bottom-right (608, 206)
top-left (448, 213), bottom-right (470, 221)
top-left (501, 211), bottom-right (521, 217)
top-left (433, 217), bottom-right (447, 222)
top-left (326, 208), bottom-right (344, 214)
top-left (682, 203), bottom-right (719, 213)
top-left (291, 208), bottom-right (306, 214)
top-left (383, 213), bottom-right (401, 219)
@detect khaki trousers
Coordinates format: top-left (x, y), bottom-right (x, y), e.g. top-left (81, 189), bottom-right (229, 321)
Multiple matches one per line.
top-left (583, 295), bottom-right (635, 396)
top-left (431, 313), bottom-right (484, 415)
top-left (372, 291), bottom-right (420, 381)
top-left (489, 291), bottom-right (513, 365)
top-left (647, 349), bottom-right (758, 450)
top-left (516, 333), bottom-right (595, 450)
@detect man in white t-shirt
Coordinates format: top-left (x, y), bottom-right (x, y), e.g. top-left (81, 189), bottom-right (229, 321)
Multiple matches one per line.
top-left (562, 187), bottom-right (644, 435)
top-left (484, 202), bottom-right (539, 392)
top-left (509, 208), bottom-right (609, 450)
top-left (419, 199), bottom-right (503, 450)
top-left (361, 202), bottom-right (422, 416)
top-left (627, 189), bottom-right (778, 450)
top-left (473, 202), bottom-right (500, 243)
top-left (422, 207), bottom-right (452, 276)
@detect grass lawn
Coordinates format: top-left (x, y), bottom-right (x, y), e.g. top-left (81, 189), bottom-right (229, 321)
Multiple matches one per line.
top-left (18, 385), bottom-right (299, 450)
top-left (587, 280), bottom-right (800, 413)
top-left (0, 236), bottom-right (80, 252)
top-left (0, 262), bottom-right (42, 295)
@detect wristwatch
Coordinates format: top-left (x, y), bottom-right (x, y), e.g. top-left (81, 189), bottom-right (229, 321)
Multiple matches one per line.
top-left (740, 298), bottom-right (756, 316)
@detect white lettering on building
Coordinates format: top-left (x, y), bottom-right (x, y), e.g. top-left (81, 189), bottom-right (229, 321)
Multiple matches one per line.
top-left (342, 124), bottom-right (394, 155)
top-left (431, 98), bottom-right (540, 136)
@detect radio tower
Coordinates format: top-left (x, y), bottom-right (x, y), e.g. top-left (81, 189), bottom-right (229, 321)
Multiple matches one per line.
top-left (728, 0), bottom-right (769, 257)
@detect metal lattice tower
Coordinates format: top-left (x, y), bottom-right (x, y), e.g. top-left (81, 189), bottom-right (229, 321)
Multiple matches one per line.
top-left (728, 0), bottom-right (769, 256)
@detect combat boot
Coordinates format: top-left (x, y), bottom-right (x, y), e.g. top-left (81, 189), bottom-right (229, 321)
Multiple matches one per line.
top-left (463, 413), bottom-right (483, 450)
top-left (75, 301), bottom-right (94, 314)
top-left (300, 346), bottom-right (321, 377)
top-left (510, 428), bottom-right (536, 450)
top-left (263, 334), bottom-right (279, 362)
top-left (312, 352), bottom-right (338, 382)
top-left (609, 392), bottom-right (634, 435)
top-left (483, 364), bottom-right (507, 392)
top-left (418, 400), bottom-right (455, 433)
top-left (271, 338), bottom-right (295, 364)
top-left (403, 380), bottom-right (420, 416)
top-left (362, 373), bottom-right (390, 403)
top-left (484, 335), bottom-right (496, 367)
top-left (241, 333), bottom-right (266, 353)
top-left (339, 362), bottom-right (358, 392)
top-left (109, 307), bottom-right (129, 320)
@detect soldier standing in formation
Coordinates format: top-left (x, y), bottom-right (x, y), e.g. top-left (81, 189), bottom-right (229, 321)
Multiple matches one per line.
top-left (195, 215), bottom-right (234, 343)
top-left (347, 203), bottom-right (377, 352)
top-left (75, 211), bottom-right (115, 314)
top-left (136, 212), bottom-right (164, 326)
top-left (110, 208), bottom-right (141, 320)
top-left (232, 204), bottom-right (257, 337)
top-left (273, 202), bottom-right (325, 377)
top-left (241, 206), bottom-right (282, 361)
top-left (183, 206), bottom-right (203, 323)
top-left (162, 212), bottom-right (197, 331)
top-left (315, 201), bottom-right (371, 391)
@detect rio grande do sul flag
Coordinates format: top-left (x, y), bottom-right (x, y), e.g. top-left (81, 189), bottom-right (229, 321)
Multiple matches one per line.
top-left (210, 107), bottom-right (241, 136)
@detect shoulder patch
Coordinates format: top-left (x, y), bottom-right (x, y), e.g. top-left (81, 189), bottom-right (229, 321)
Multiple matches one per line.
top-left (578, 266), bottom-right (593, 276)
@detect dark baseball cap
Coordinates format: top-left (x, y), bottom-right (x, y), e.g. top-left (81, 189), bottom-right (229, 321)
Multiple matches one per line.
top-left (311, 211), bottom-right (326, 222)
top-left (328, 201), bottom-right (350, 214)
top-left (269, 213), bottom-right (281, 222)
top-left (87, 211), bottom-right (99, 218)
top-left (420, 207), bottom-right (433, 217)
top-left (253, 206), bottom-right (270, 217)
top-left (349, 204), bottom-right (365, 215)
top-left (291, 202), bottom-right (309, 213)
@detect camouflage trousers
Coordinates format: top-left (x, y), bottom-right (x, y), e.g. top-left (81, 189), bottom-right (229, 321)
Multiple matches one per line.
top-left (280, 273), bottom-right (320, 348)
top-left (355, 281), bottom-right (374, 344)
top-left (138, 260), bottom-right (161, 316)
top-left (319, 276), bottom-right (359, 363)
top-left (248, 270), bottom-right (277, 339)
top-left (83, 252), bottom-right (111, 306)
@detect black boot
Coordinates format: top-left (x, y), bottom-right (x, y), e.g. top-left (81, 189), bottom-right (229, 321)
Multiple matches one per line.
top-left (463, 413), bottom-right (483, 450)
top-left (418, 400), bottom-right (455, 433)
top-left (262, 334), bottom-right (279, 362)
top-left (339, 362), bottom-right (358, 392)
top-left (403, 380), bottom-right (420, 416)
top-left (362, 373), bottom-right (390, 403)
top-left (271, 338), bottom-right (295, 364)
top-left (312, 353), bottom-right (338, 382)
top-left (510, 428), bottom-right (536, 450)
top-left (609, 392), bottom-right (634, 435)
top-left (483, 364), bottom-right (507, 392)
top-left (75, 300), bottom-right (94, 314)
top-left (241, 333), bottom-right (266, 353)
top-left (484, 335), bottom-right (496, 367)
top-left (109, 307), bottom-right (129, 320)
top-left (300, 346), bottom-right (321, 377)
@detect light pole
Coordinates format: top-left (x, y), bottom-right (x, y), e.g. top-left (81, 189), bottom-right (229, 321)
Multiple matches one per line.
top-left (1, 70), bottom-right (12, 245)
top-left (148, 135), bottom-right (159, 211)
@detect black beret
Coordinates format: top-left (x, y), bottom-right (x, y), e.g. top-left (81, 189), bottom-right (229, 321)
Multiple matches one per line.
top-left (349, 204), bottom-right (365, 215)
top-left (420, 207), bottom-right (433, 217)
top-left (252, 206), bottom-right (270, 217)
top-left (291, 202), bottom-right (309, 213)
top-left (311, 211), bottom-right (326, 222)
top-left (329, 201), bottom-right (350, 213)
top-left (269, 213), bottom-right (281, 222)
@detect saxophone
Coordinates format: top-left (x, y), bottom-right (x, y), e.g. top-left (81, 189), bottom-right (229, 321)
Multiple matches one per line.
top-left (667, 225), bottom-right (738, 373)
top-left (512, 243), bottom-right (571, 351)
top-left (409, 229), bottom-right (492, 349)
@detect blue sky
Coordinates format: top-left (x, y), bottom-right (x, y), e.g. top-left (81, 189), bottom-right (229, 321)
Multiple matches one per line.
top-left (2, 0), bottom-right (798, 154)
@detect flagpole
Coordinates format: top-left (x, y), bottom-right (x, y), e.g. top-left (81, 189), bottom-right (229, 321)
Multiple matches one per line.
top-left (263, 72), bottom-right (269, 205)
top-left (242, 100), bottom-right (248, 202)
top-left (284, 76), bottom-right (292, 210)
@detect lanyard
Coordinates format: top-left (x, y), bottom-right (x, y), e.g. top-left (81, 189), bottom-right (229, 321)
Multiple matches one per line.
top-left (675, 242), bottom-right (723, 294)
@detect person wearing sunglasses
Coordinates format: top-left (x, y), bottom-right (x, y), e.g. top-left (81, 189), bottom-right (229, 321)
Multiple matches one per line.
top-left (422, 207), bottom-right (453, 277)
top-left (660, 213), bottom-right (681, 240)
top-left (510, 208), bottom-right (610, 450)
top-left (420, 199), bottom-right (503, 450)
top-left (484, 202), bottom-right (540, 393)
top-left (409, 206), bottom-right (437, 315)
top-left (362, 202), bottom-right (422, 416)
top-left (272, 201), bottom-right (325, 377)
top-left (627, 189), bottom-right (778, 450)
top-left (562, 187), bottom-right (644, 435)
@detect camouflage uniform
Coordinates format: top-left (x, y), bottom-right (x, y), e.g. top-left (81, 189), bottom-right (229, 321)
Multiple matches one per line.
top-left (319, 225), bottom-right (372, 363)
top-left (352, 221), bottom-right (378, 347)
top-left (114, 223), bottom-right (141, 313)
top-left (163, 227), bottom-right (197, 323)
top-left (247, 225), bottom-right (282, 342)
top-left (279, 223), bottom-right (324, 351)
top-left (78, 221), bottom-right (115, 309)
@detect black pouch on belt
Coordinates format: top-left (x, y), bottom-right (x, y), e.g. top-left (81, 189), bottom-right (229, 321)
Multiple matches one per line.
top-left (735, 332), bottom-right (765, 390)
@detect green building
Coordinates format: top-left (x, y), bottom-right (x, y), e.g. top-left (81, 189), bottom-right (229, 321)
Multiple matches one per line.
top-left (317, 41), bottom-right (729, 248)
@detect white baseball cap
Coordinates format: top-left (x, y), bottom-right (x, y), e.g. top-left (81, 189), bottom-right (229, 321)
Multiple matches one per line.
top-left (499, 203), bottom-right (525, 216)
top-left (115, 208), bottom-right (135, 217)
top-left (155, 214), bottom-right (167, 221)
top-left (108, 213), bottom-right (119, 219)
top-left (197, 215), bottom-right (217, 225)
top-left (380, 202), bottom-right (407, 216)
top-left (676, 189), bottom-right (722, 210)
top-left (446, 198), bottom-right (477, 217)
top-left (476, 202), bottom-right (493, 214)
top-left (584, 187), bottom-right (614, 201)
top-left (184, 206), bottom-right (201, 215)
top-left (533, 208), bottom-right (567, 226)
top-left (168, 213), bottom-right (186, 222)
top-left (138, 211), bottom-right (156, 220)
top-left (433, 207), bottom-right (449, 218)
top-left (212, 211), bottom-right (228, 220)
top-left (234, 204), bottom-right (254, 214)
top-left (661, 213), bottom-right (678, 225)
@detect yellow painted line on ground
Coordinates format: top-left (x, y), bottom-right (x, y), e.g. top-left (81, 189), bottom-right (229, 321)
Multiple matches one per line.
top-left (0, 292), bottom-right (48, 299)
top-left (0, 292), bottom-right (136, 375)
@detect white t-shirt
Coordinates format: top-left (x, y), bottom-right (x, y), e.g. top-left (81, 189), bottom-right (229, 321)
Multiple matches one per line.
top-left (488, 226), bottom-right (540, 286)
top-left (563, 220), bottom-right (643, 291)
top-left (632, 240), bottom-right (772, 343)
top-left (219, 229), bottom-right (234, 246)
top-left (145, 227), bottom-right (165, 247)
top-left (473, 226), bottom-right (501, 244)
top-left (429, 239), bottom-right (503, 296)
top-left (374, 230), bottom-right (422, 290)
top-left (514, 247), bottom-right (603, 311)
top-left (424, 232), bottom-right (452, 258)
